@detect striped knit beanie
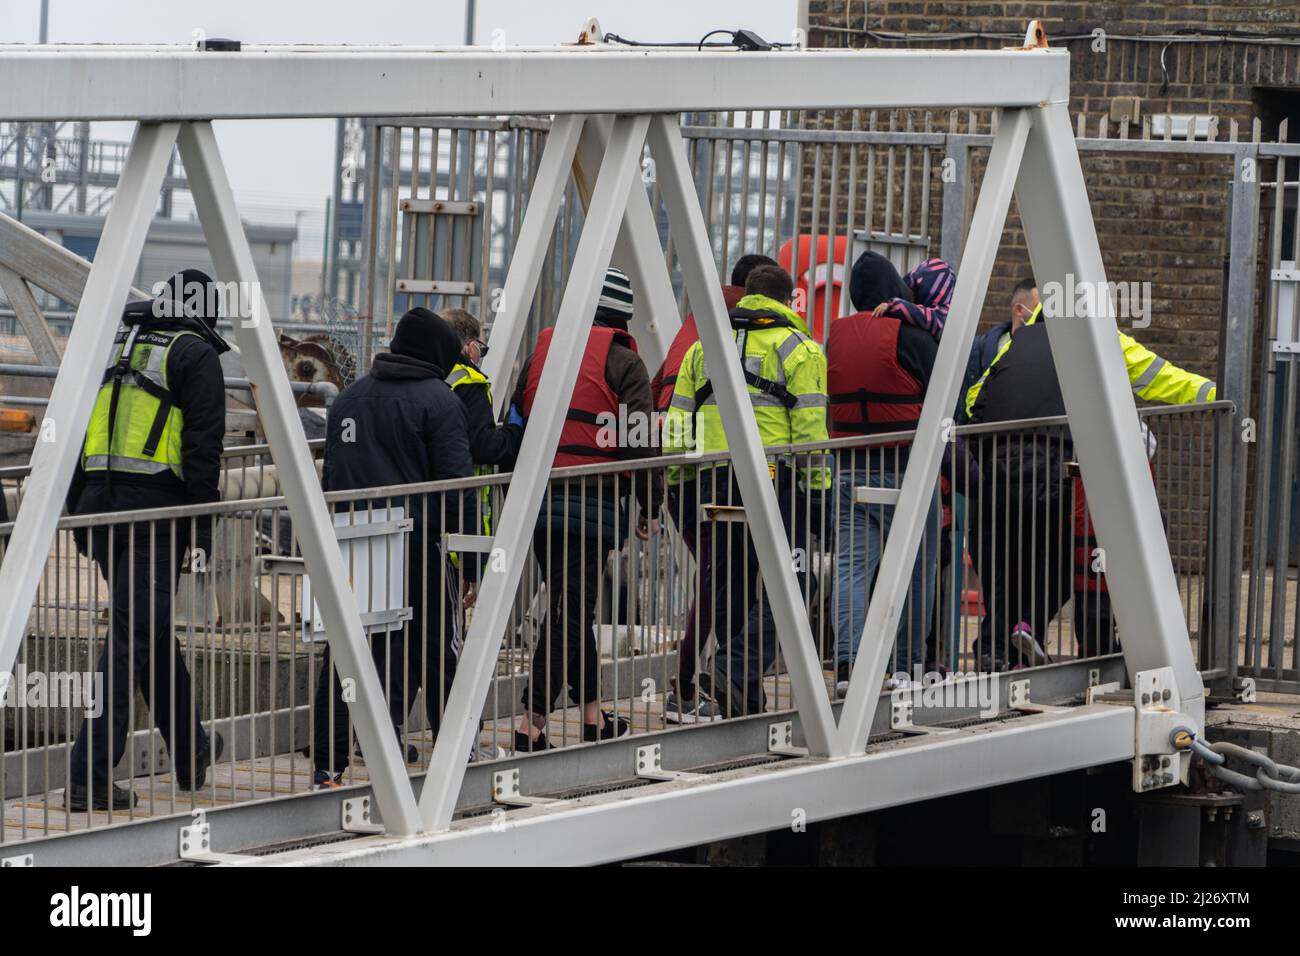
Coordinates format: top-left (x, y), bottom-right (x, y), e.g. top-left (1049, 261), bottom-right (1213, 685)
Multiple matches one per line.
top-left (597, 267), bottom-right (635, 316)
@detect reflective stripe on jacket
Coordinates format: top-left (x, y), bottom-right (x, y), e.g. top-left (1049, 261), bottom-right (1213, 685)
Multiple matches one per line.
top-left (83, 326), bottom-right (200, 479)
top-left (963, 304), bottom-right (1217, 419)
top-left (664, 293), bottom-right (831, 490)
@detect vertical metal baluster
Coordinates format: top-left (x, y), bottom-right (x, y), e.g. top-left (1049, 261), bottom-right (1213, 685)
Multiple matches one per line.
top-left (884, 111), bottom-right (898, 239)
top-left (385, 127), bottom-right (402, 337)
top-left (721, 111), bottom-right (735, 279)
top-left (789, 110), bottom-right (804, 297)
top-left (822, 116), bottom-right (840, 342)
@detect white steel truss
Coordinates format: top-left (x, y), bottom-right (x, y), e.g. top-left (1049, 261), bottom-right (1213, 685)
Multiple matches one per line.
top-left (0, 43), bottom-right (1203, 861)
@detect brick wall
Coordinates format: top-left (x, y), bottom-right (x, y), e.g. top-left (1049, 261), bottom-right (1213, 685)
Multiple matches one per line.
top-left (807, 1), bottom-right (1300, 373)
top-left (802, 2), bottom-right (1300, 570)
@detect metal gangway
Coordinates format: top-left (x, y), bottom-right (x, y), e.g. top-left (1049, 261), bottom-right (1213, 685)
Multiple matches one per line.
top-left (0, 35), bottom-right (1262, 866)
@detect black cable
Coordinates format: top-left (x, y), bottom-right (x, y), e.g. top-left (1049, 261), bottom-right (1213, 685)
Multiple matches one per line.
top-left (602, 29), bottom-right (790, 51)
top-left (697, 29), bottom-right (736, 51)
top-left (603, 31), bottom-right (732, 49)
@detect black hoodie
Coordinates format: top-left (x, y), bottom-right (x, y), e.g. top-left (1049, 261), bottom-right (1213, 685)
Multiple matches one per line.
top-left (849, 250), bottom-right (913, 313)
top-left (322, 313), bottom-right (474, 534)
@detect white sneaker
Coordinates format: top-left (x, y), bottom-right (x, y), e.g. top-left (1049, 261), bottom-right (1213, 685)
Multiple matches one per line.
top-left (1009, 622), bottom-right (1051, 667)
top-left (468, 741), bottom-right (506, 763)
top-left (664, 690), bottom-right (723, 724)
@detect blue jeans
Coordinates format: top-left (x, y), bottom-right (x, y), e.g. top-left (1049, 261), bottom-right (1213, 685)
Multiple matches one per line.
top-left (833, 461), bottom-right (940, 677)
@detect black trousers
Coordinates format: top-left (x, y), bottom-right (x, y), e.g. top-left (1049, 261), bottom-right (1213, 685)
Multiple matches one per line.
top-left (973, 448), bottom-right (1071, 662)
top-left (312, 536), bottom-right (460, 774)
top-left (701, 468), bottom-right (811, 718)
top-left (666, 484), bottom-right (711, 694)
top-left (1073, 586), bottom-right (1119, 658)
top-left (68, 514), bottom-right (207, 787)
top-left (973, 441), bottom-right (1124, 663)
top-left (520, 494), bottom-right (626, 718)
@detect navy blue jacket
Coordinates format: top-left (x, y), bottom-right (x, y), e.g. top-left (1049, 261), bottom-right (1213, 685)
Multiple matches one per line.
top-left (324, 353), bottom-right (473, 535)
top-left (958, 319), bottom-right (1013, 422)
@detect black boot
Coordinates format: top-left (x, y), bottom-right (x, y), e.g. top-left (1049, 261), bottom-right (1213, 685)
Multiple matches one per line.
top-left (65, 781), bottom-right (136, 812)
top-left (177, 731), bottom-right (225, 791)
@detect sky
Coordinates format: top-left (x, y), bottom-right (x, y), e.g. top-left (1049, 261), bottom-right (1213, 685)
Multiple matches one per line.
top-left (3, 0), bottom-right (800, 251)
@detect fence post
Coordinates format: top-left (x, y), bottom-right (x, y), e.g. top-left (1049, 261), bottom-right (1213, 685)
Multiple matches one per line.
top-left (1219, 144), bottom-right (1260, 692)
top-left (940, 136), bottom-right (971, 268)
top-left (1210, 405), bottom-right (1237, 692)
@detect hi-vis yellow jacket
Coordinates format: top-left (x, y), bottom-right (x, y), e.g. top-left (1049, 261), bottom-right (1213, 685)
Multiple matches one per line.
top-left (83, 326), bottom-right (200, 479)
top-left (664, 293), bottom-right (831, 490)
top-left (447, 361), bottom-right (494, 536)
top-left (964, 304), bottom-right (1216, 419)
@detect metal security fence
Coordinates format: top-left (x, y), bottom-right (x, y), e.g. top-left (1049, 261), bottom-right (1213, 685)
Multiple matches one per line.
top-left (347, 111), bottom-right (1300, 698)
top-left (1243, 140), bottom-right (1300, 693)
top-left (0, 403), bottom-right (1231, 846)
top-left (357, 116), bottom-right (565, 367)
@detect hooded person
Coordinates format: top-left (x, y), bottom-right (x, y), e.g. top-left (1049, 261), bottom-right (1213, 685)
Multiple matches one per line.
top-left (64, 269), bottom-right (230, 813)
top-left (847, 250), bottom-right (912, 315)
top-left (310, 306), bottom-right (478, 788)
top-left (872, 257), bottom-right (956, 341)
top-left (825, 252), bottom-right (942, 697)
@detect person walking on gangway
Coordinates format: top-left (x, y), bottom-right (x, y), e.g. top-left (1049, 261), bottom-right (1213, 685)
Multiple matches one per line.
top-left (65, 270), bottom-right (229, 812)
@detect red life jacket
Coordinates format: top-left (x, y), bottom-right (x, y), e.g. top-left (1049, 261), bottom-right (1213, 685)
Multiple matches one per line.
top-left (1072, 476), bottom-right (1104, 594)
top-left (826, 312), bottom-right (925, 441)
top-left (521, 324), bottom-right (637, 467)
top-left (1071, 461), bottom-right (1155, 594)
top-left (651, 285), bottom-right (745, 413)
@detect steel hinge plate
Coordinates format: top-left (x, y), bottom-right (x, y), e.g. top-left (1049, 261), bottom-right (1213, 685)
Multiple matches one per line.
top-left (492, 768), bottom-right (563, 808)
top-left (635, 743), bottom-right (706, 782)
top-left (767, 720), bottom-right (808, 757)
top-left (888, 695), bottom-right (957, 736)
top-left (179, 822), bottom-right (254, 865)
top-left (1007, 678), bottom-right (1068, 714)
top-left (342, 796), bottom-right (385, 834)
top-left (1132, 666), bottom-right (1193, 793)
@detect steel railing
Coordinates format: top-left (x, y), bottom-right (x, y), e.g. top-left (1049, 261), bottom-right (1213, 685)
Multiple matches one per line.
top-left (0, 401), bottom-right (1232, 846)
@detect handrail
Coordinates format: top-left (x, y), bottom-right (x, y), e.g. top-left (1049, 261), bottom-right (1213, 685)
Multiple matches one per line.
top-left (0, 401), bottom-right (1233, 534)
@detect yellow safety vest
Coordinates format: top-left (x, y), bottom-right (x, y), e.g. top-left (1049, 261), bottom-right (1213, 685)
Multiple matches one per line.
top-left (447, 361), bottom-right (494, 536)
top-left (664, 294), bottom-right (831, 490)
top-left (83, 326), bottom-right (199, 479)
